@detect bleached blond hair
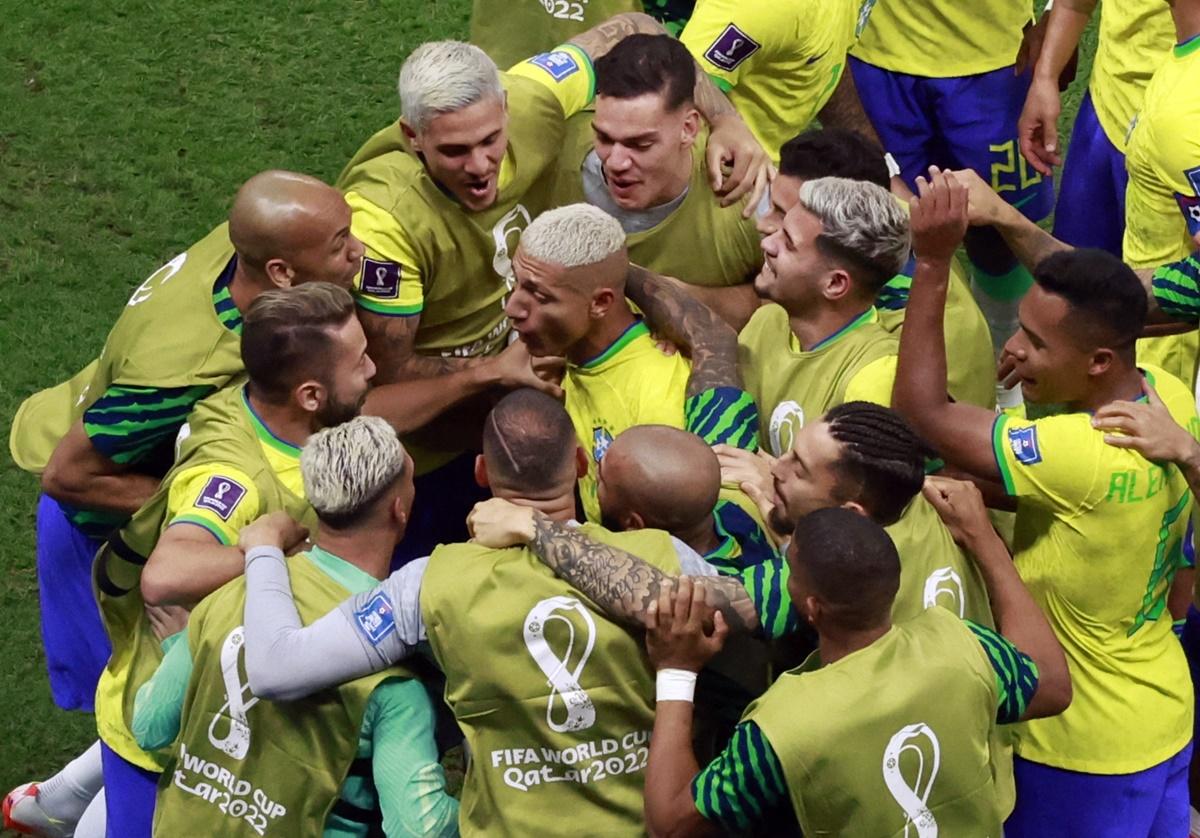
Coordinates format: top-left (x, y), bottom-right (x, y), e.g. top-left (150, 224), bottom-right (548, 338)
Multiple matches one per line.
top-left (798, 177), bottom-right (911, 285)
top-left (398, 41), bottom-right (504, 133)
top-left (301, 416), bottom-right (407, 520)
top-left (519, 203), bottom-right (627, 269)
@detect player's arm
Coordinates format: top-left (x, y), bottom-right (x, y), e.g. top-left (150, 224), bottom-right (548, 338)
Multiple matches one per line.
top-left (41, 420), bottom-right (161, 515)
top-left (131, 628), bottom-right (193, 752)
top-left (467, 500), bottom-right (760, 633)
top-left (1019, 0), bottom-right (1095, 174)
top-left (893, 170), bottom-right (1002, 480)
top-left (238, 518), bottom-right (427, 701)
top-left (923, 477), bottom-right (1072, 720)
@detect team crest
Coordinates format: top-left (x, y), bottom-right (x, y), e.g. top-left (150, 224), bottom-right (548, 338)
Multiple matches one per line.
top-left (527, 50), bottom-right (580, 82)
top-left (1008, 426), bottom-right (1042, 466)
top-left (361, 258), bottom-right (401, 299)
top-left (704, 24), bottom-right (760, 72)
top-left (195, 476), bottom-right (247, 521)
top-left (353, 591), bottom-right (397, 646)
top-left (1175, 191), bottom-right (1200, 236)
top-left (593, 427), bottom-right (614, 462)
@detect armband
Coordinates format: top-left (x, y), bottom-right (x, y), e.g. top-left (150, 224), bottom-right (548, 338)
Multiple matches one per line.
top-left (656, 668), bottom-right (698, 703)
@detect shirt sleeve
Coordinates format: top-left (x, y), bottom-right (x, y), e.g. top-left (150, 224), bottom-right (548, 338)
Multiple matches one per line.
top-left (966, 620), bottom-right (1040, 724)
top-left (991, 413), bottom-right (1101, 511)
top-left (679, 0), bottom-right (784, 92)
top-left (345, 191), bottom-right (426, 318)
top-left (241, 548), bottom-right (427, 701)
top-left (367, 678), bottom-right (460, 838)
top-left (132, 628), bottom-right (193, 751)
top-left (505, 44), bottom-right (596, 118)
top-left (83, 383), bottom-right (214, 464)
top-left (691, 720), bottom-right (788, 831)
top-left (1152, 251), bottom-right (1200, 322)
top-left (164, 463), bottom-right (261, 546)
top-left (740, 557), bottom-right (798, 640)
top-left (685, 387), bottom-right (761, 451)
top-left (843, 355), bottom-right (898, 407)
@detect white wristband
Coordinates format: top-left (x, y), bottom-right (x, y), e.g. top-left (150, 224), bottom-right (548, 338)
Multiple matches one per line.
top-left (884, 152), bottom-right (902, 179)
top-left (656, 668), bottom-right (698, 703)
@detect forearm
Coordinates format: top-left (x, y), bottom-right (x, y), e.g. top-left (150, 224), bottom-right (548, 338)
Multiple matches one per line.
top-left (1032, 3), bottom-right (1093, 82)
top-left (1179, 446), bottom-right (1200, 501)
top-left (528, 513), bottom-right (758, 632)
top-left (132, 630), bottom-right (191, 751)
top-left (365, 360), bottom-right (494, 435)
top-left (988, 203), bottom-right (1070, 270)
top-left (624, 267), bottom-right (743, 393)
top-left (894, 257), bottom-right (955, 425)
top-left (677, 282), bottom-right (760, 334)
top-left (568, 12), bottom-right (666, 61)
top-left (817, 71), bottom-right (883, 148)
top-left (645, 702), bottom-right (714, 838)
top-left (141, 539), bottom-right (245, 607)
top-left (41, 440), bottom-right (160, 514)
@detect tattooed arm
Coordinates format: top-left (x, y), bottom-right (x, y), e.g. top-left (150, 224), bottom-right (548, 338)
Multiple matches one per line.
top-left (625, 266), bottom-right (742, 398)
top-left (817, 71), bottom-right (883, 149)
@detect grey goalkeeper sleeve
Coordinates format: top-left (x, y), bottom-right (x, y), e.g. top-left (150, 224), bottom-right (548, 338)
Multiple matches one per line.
top-left (242, 546), bottom-right (428, 701)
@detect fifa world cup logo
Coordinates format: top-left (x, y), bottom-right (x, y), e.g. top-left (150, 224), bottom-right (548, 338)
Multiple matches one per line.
top-left (523, 596), bottom-right (597, 732)
top-left (207, 626), bottom-right (260, 760)
top-left (922, 568), bottom-right (966, 618)
top-left (882, 723), bottom-right (941, 838)
top-left (492, 204), bottom-right (533, 286)
top-left (768, 400), bottom-right (805, 457)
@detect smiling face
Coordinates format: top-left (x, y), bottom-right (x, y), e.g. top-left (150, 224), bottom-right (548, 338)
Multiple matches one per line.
top-left (1003, 284), bottom-right (1094, 405)
top-left (592, 91), bottom-right (699, 211)
top-left (755, 174), bottom-right (803, 238)
top-left (407, 94), bottom-right (509, 212)
top-left (286, 192), bottom-right (365, 289)
top-left (755, 204), bottom-right (835, 313)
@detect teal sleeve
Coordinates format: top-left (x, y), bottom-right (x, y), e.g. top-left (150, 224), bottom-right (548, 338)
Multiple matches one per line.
top-left (1152, 251), bottom-right (1200, 322)
top-left (691, 721), bottom-right (788, 831)
top-left (132, 629), bottom-right (193, 751)
top-left (740, 558), bottom-right (799, 640)
top-left (83, 384), bottom-right (214, 464)
top-left (685, 387), bottom-right (760, 451)
top-left (369, 679), bottom-right (460, 838)
top-left (966, 620), bottom-right (1040, 724)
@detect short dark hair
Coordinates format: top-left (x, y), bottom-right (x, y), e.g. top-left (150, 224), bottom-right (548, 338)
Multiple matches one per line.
top-left (825, 402), bottom-right (928, 526)
top-left (241, 283), bottom-right (356, 403)
top-left (594, 33), bottom-right (695, 112)
top-left (791, 507), bottom-right (900, 630)
top-left (1034, 249), bottom-right (1147, 358)
top-left (779, 128), bottom-right (889, 189)
top-left (483, 388), bottom-right (578, 490)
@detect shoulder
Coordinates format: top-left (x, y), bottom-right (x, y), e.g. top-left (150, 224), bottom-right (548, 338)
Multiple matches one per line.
top-left (738, 303), bottom-right (788, 344)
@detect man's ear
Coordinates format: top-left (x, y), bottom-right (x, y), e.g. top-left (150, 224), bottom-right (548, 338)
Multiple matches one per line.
top-left (575, 446), bottom-right (589, 479)
top-left (264, 259), bottom-right (295, 289)
top-left (681, 107), bottom-right (701, 148)
top-left (474, 454), bottom-right (490, 489)
top-left (625, 510), bottom-right (646, 531)
top-left (1088, 348), bottom-right (1116, 378)
top-left (840, 500), bottom-right (869, 518)
top-left (804, 595), bottom-right (821, 628)
top-left (823, 267), bottom-right (854, 302)
top-left (400, 120), bottom-right (421, 152)
top-left (294, 379), bottom-right (325, 415)
top-left (392, 491), bottom-right (409, 531)
top-left (589, 287), bottom-right (617, 319)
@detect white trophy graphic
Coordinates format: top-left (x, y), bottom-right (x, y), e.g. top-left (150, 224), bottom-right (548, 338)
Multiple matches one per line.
top-left (922, 567), bottom-right (966, 618)
top-left (882, 722), bottom-right (941, 838)
top-left (524, 596), bottom-right (597, 732)
top-left (207, 626), bottom-right (259, 760)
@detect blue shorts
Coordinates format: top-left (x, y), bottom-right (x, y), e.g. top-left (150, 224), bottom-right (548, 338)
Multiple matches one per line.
top-left (1052, 90), bottom-right (1128, 256)
top-left (36, 494), bottom-right (110, 711)
top-left (100, 742), bottom-right (158, 838)
top-left (1006, 744), bottom-right (1192, 837)
top-left (1181, 604), bottom-right (1200, 745)
top-left (850, 58), bottom-right (1054, 223)
top-left (390, 450), bottom-right (490, 569)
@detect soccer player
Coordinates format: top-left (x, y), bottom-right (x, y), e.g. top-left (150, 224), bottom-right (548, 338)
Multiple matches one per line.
top-left (849, 0), bottom-right (1054, 397)
top-left (339, 23), bottom-right (768, 560)
top-left (894, 169), bottom-right (1197, 835)
top-left (1019, 0), bottom-right (1173, 255)
top-left (3, 171), bottom-right (361, 720)
top-left (768, 128), bottom-right (997, 409)
top-left (131, 417), bottom-right (458, 837)
top-left (505, 203), bottom-right (759, 524)
top-left (737, 176), bottom-right (909, 459)
top-left (235, 388), bottom-right (718, 836)
top-left (544, 34), bottom-right (762, 328)
top-left (639, 501), bottom-right (1070, 835)
top-left (469, 0), bottom-right (643, 70)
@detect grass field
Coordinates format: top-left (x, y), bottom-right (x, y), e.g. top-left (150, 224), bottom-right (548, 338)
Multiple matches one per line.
top-left (0, 0), bottom-right (1092, 811)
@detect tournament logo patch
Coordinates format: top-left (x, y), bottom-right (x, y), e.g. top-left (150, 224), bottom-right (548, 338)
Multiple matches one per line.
top-left (195, 476), bottom-right (247, 521)
top-left (353, 592), bottom-right (397, 647)
top-left (1008, 426), bottom-right (1042, 466)
top-left (593, 427), bottom-right (613, 463)
top-left (704, 24), bottom-right (761, 72)
top-left (1175, 191), bottom-right (1200, 236)
top-left (361, 258), bottom-right (401, 299)
top-left (527, 50), bottom-right (580, 82)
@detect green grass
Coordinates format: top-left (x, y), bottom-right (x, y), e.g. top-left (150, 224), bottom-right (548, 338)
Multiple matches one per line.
top-left (0, 0), bottom-right (1094, 811)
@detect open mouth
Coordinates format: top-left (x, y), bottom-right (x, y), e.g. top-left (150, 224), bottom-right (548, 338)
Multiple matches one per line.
top-left (464, 176), bottom-right (494, 200)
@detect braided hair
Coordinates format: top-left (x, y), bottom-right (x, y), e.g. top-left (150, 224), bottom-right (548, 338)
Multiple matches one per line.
top-left (824, 401), bottom-right (928, 526)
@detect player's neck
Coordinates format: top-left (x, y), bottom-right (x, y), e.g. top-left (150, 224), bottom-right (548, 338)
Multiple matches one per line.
top-left (1071, 364), bottom-right (1145, 415)
top-left (674, 513), bottom-right (721, 557)
top-left (245, 387), bottom-right (316, 451)
top-left (569, 302), bottom-right (637, 365)
top-left (494, 490), bottom-right (577, 523)
top-left (787, 300), bottom-right (872, 352)
top-left (817, 621), bottom-right (892, 666)
top-left (312, 526), bottom-right (394, 582)
top-left (228, 260), bottom-right (272, 316)
top-left (1171, 2), bottom-right (1200, 45)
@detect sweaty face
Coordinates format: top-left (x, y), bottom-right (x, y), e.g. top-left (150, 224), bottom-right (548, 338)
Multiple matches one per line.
top-left (1002, 285), bottom-right (1092, 405)
top-left (505, 246), bottom-right (595, 358)
top-left (412, 95), bottom-right (509, 212)
top-left (755, 205), bottom-right (830, 312)
top-left (592, 93), bottom-right (698, 211)
top-left (288, 193), bottom-right (365, 288)
top-left (769, 421), bottom-right (847, 535)
top-left (755, 175), bottom-right (803, 238)
top-left (315, 317), bottom-right (376, 428)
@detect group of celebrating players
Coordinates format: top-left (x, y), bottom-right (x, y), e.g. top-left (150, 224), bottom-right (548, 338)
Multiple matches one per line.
top-left (5, 0), bottom-right (1200, 835)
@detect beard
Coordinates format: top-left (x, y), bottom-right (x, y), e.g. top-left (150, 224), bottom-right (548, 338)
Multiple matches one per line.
top-left (315, 390), bottom-right (365, 429)
top-left (768, 503), bottom-right (796, 538)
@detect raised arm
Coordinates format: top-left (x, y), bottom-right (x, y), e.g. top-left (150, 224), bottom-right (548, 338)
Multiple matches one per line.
top-left (892, 169), bottom-right (1002, 480)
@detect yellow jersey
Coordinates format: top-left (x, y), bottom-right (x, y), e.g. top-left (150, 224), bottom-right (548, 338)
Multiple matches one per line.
top-left (679, 0), bottom-right (860, 160)
top-left (1089, 0), bottom-right (1174, 152)
top-left (852, 0), bottom-right (1032, 78)
top-left (993, 365), bottom-right (1197, 773)
top-left (564, 320), bottom-right (691, 522)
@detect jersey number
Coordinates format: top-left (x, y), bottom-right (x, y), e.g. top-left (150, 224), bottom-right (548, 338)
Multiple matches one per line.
top-left (989, 140), bottom-right (1042, 195)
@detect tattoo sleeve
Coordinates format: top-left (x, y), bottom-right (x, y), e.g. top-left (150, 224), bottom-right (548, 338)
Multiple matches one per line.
top-left (625, 266), bottom-right (741, 398)
top-left (568, 12), bottom-right (665, 61)
top-left (529, 513), bottom-right (759, 633)
top-left (359, 308), bottom-right (479, 384)
top-left (816, 71), bottom-right (883, 147)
